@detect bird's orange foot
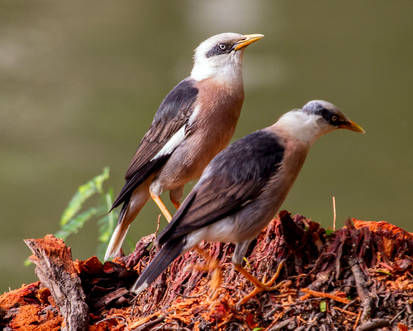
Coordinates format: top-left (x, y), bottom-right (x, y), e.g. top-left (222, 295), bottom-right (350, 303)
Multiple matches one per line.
top-left (189, 246), bottom-right (222, 300)
top-left (236, 259), bottom-right (285, 307)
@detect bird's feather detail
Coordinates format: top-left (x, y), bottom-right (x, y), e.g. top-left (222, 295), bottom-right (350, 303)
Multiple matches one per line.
top-left (150, 125), bottom-right (186, 161)
top-left (157, 130), bottom-right (285, 245)
top-left (111, 154), bottom-right (169, 211)
top-left (130, 238), bottom-right (185, 295)
top-left (111, 78), bottom-right (198, 210)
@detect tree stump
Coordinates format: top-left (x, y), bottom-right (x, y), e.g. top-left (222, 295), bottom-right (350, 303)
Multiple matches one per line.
top-left (0, 212), bottom-right (412, 330)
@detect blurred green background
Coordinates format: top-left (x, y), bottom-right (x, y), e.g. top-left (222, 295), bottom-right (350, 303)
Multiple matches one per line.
top-left (1, 1), bottom-right (412, 292)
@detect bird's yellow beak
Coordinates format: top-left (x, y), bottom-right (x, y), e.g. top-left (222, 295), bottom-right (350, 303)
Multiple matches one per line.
top-left (234, 34), bottom-right (264, 50)
top-left (340, 120), bottom-right (366, 134)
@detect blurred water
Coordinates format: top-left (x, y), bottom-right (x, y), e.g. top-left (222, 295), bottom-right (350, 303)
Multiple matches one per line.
top-left (1, 1), bottom-right (412, 291)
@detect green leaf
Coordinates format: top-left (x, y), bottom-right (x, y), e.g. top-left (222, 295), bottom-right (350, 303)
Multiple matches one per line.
top-left (243, 256), bottom-right (252, 269)
top-left (97, 189), bottom-right (118, 243)
top-left (320, 301), bottom-right (327, 312)
top-left (60, 167), bottom-right (109, 226)
top-left (104, 190), bottom-right (117, 236)
top-left (252, 328), bottom-right (263, 331)
top-left (96, 189), bottom-right (119, 259)
top-left (56, 208), bottom-right (98, 240)
top-left (325, 228), bottom-right (334, 236)
top-left (97, 215), bottom-right (112, 243)
top-left (376, 269), bottom-right (392, 276)
top-left (26, 167), bottom-right (116, 267)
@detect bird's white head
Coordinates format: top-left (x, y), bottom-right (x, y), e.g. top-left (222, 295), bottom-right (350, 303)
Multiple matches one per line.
top-left (191, 32), bottom-right (264, 82)
top-left (274, 100), bottom-right (365, 144)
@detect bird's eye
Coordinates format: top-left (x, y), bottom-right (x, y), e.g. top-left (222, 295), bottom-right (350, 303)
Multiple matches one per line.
top-left (331, 115), bottom-right (338, 122)
top-left (219, 43), bottom-right (226, 50)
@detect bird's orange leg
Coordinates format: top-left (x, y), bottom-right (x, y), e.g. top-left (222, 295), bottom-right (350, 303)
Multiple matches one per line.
top-left (169, 187), bottom-right (182, 210)
top-left (235, 260), bottom-right (285, 306)
top-left (171, 199), bottom-right (180, 210)
top-left (192, 246), bottom-right (222, 299)
top-left (150, 192), bottom-right (172, 223)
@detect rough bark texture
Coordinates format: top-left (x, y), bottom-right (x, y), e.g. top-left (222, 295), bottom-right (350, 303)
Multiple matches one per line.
top-left (24, 235), bottom-right (89, 331)
top-left (1, 212), bottom-right (412, 330)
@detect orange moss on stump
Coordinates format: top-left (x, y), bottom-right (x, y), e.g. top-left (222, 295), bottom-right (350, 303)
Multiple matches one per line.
top-left (1, 214), bottom-right (412, 330)
top-left (0, 282), bottom-right (62, 330)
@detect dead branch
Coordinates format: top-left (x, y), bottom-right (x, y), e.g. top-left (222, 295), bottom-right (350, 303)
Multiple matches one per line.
top-left (24, 235), bottom-right (89, 331)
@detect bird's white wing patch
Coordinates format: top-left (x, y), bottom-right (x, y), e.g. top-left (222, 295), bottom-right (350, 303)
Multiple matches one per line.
top-left (151, 125), bottom-right (186, 161)
top-left (188, 104), bottom-right (201, 125)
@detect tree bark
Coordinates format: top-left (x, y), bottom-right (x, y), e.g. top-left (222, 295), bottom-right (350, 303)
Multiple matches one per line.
top-left (24, 235), bottom-right (89, 331)
top-left (0, 214), bottom-right (411, 330)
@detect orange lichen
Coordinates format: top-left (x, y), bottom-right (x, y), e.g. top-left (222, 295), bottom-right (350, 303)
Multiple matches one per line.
top-left (0, 282), bottom-right (41, 309)
top-left (1, 215), bottom-right (412, 330)
top-left (75, 256), bottom-right (104, 275)
top-left (8, 304), bottom-right (62, 331)
top-left (26, 235), bottom-right (77, 275)
top-left (353, 219), bottom-right (412, 239)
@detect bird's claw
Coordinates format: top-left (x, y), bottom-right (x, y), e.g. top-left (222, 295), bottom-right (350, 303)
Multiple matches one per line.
top-left (189, 247), bottom-right (222, 300)
top-left (236, 259), bottom-right (286, 307)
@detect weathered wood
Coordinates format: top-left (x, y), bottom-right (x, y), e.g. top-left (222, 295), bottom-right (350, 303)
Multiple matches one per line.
top-left (357, 318), bottom-right (390, 331)
top-left (349, 257), bottom-right (373, 323)
top-left (0, 214), bottom-right (411, 330)
top-left (24, 235), bottom-right (89, 331)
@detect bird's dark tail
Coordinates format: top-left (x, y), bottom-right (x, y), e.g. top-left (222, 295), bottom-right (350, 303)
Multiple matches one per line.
top-left (130, 238), bottom-right (185, 295)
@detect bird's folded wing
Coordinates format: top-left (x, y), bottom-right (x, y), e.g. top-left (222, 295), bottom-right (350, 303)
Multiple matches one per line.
top-left (157, 130), bottom-right (285, 245)
top-left (111, 78), bottom-right (199, 210)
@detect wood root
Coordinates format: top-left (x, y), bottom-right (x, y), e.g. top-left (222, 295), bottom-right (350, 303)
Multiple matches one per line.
top-left (0, 212), bottom-right (412, 330)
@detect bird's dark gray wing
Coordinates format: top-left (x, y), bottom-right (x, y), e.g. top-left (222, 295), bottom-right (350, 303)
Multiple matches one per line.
top-left (111, 78), bottom-right (198, 210)
top-left (157, 130), bottom-right (285, 246)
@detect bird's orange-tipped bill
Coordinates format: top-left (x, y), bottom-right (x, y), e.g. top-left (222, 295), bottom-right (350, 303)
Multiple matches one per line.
top-left (234, 34), bottom-right (264, 50)
top-left (340, 120), bottom-right (366, 134)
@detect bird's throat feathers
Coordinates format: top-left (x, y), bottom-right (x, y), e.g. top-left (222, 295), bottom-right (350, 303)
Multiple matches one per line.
top-left (191, 52), bottom-right (244, 84)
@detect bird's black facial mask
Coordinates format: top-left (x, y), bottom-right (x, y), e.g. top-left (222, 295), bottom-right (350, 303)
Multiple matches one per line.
top-left (303, 104), bottom-right (345, 127)
top-left (319, 109), bottom-right (346, 127)
top-left (206, 42), bottom-right (235, 58)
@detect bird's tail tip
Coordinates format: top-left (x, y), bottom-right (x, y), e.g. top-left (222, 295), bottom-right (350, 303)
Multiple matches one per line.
top-left (103, 248), bottom-right (116, 262)
top-left (130, 279), bottom-right (149, 295)
top-left (104, 222), bottom-right (130, 261)
top-left (129, 238), bottom-right (185, 296)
